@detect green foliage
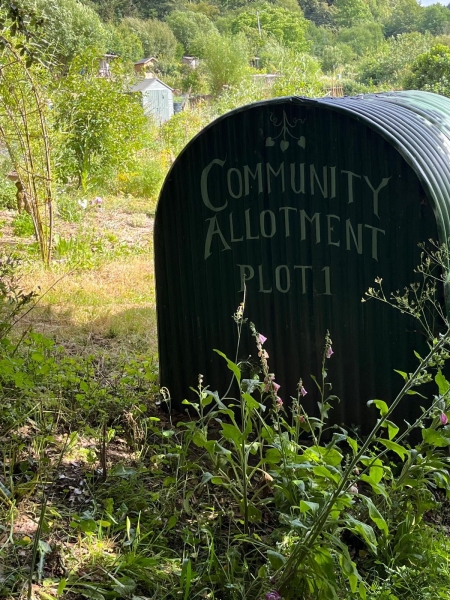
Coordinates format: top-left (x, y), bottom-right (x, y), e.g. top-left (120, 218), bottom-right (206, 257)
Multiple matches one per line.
top-left (384, 0), bottom-right (423, 38)
top-left (404, 44), bottom-right (450, 97)
top-left (334, 0), bottom-right (372, 29)
top-left (298, 0), bottom-right (336, 27)
top-left (53, 49), bottom-right (150, 192)
top-left (105, 22), bottom-right (143, 62)
top-left (320, 44), bottom-right (356, 73)
top-left (0, 27), bottom-right (54, 264)
top-left (121, 17), bottom-right (178, 59)
top-left (116, 150), bottom-right (168, 199)
top-left (160, 109), bottom-right (211, 156)
top-left (229, 2), bottom-right (310, 53)
top-left (24, 0), bottom-right (109, 63)
top-left (337, 22), bottom-right (384, 57)
top-left (420, 4), bottom-right (450, 37)
top-left (201, 32), bottom-right (251, 95)
top-left (0, 176), bottom-right (16, 210)
top-left (166, 10), bottom-right (218, 55)
top-left (12, 213), bottom-right (35, 237)
top-left (271, 49), bottom-right (324, 97)
top-left (359, 32), bottom-right (433, 86)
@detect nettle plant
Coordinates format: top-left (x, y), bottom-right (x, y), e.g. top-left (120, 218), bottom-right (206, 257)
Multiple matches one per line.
top-left (178, 242), bottom-right (450, 600)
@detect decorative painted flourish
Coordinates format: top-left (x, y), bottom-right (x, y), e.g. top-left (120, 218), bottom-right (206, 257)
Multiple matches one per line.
top-left (265, 111), bottom-right (306, 152)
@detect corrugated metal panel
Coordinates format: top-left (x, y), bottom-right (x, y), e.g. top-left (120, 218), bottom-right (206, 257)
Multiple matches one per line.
top-left (155, 91), bottom-right (450, 431)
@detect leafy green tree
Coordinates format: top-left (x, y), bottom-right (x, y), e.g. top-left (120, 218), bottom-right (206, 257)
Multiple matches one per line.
top-left (306, 22), bottom-right (336, 56)
top-left (24, 0), bottom-right (108, 63)
top-left (121, 18), bottom-right (177, 59)
top-left (53, 50), bottom-right (149, 191)
top-left (384, 0), bottom-right (423, 38)
top-left (105, 22), bottom-right (143, 62)
top-left (82, 0), bottom-right (182, 19)
top-left (298, 0), bottom-right (336, 27)
top-left (334, 0), bottom-right (372, 28)
top-left (320, 43), bottom-right (356, 73)
top-left (337, 22), bottom-right (384, 56)
top-left (359, 32), bottom-right (433, 86)
top-left (420, 4), bottom-right (450, 36)
top-left (272, 47), bottom-right (324, 96)
top-left (166, 10), bottom-right (218, 55)
top-left (202, 32), bottom-right (250, 94)
top-left (229, 2), bottom-right (310, 53)
top-left (404, 44), bottom-right (450, 96)
top-left (80, 0), bottom-right (140, 20)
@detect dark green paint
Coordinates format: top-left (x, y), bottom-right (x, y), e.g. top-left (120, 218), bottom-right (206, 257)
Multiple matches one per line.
top-left (155, 92), bottom-right (450, 430)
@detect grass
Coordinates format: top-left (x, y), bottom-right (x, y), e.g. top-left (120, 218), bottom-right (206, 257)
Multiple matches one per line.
top-left (3, 195), bottom-right (450, 600)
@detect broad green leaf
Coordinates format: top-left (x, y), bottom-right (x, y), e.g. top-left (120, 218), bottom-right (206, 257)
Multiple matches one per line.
top-left (347, 437), bottom-right (358, 455)
top-left (394, 370), bottom-right (408, 381)
top-left (347, 517), bottom-right (377, 554)
top-left (422, 428), bottom-right (450, 447)
top-left (359, 582), bottom-right (367, 600)
top-left (386, 420), bottom-right (399, 441)
top-left (242, 392), bottom-right (260, 411)
top-left (167, 515), bottom-right (177, 530)
top-left (367, 458), bottom-right (384, 483)
top-left (308, 445), bottom-right (343, 467)
top-left (360, 474), bottom-right (388, 498)
top-left (211, 477), bottom-right (223, 484)
top-left (214, 350), bottom-right (241, 383)
top-left (112, 577), bottom-right (136, 596)
top-left (200, 393), bottom-right (213, 408)
top-left (192, 430), bottom-right (207, 448)
top-left (361, 496), bottom-right (389, 535)
top-left (300, 500), bottom-right (319, 514)
top-left (436, 369), bottom-right (450, 395)
top-left (57, 579), bottom-right (67, 597)
top-left (221, 423), bottom-right (242, 446)
top-left (239, 500), bottom-right (262, 523)
top-left (376, 438), bottom-right (407, 461)
top-left (367, 399), bottom-right (389, 417)
top-left (313, 465), bottom-right (340, 484)
top-left (267, 550), bottom-right (286, 570)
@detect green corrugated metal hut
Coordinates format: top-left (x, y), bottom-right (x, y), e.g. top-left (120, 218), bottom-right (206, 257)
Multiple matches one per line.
top-left (155, 91), bottom-right (450, 430)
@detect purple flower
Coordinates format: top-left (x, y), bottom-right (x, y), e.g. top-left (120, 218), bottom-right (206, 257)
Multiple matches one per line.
top-left (300, 386), bottom-right (307, 397)
top-left (272, 381), bottom-right (280, 393)
top-left (259, 333), bottom-right (267, 345)
top-left (276, 397), bottom-right (283, 409)
top-left (265, 592), bottom-right (282, 600)
top-left (326, 346), bottom-right (334, 359)
top-left (440, 413), bottom-right (448, 425)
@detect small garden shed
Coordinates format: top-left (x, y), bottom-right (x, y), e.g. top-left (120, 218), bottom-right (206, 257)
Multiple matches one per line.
top-left (131, 76), bottom-right (173, 123)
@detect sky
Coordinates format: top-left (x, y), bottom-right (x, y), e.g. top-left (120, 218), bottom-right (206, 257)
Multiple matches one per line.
top-left (419, 0), bottom-right (448, 5)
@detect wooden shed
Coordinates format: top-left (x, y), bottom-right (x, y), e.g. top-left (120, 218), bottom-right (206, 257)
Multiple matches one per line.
top-left (134, 57), bottom-right (157, 74)
top-left (130, 77), bottom-right (174, 124)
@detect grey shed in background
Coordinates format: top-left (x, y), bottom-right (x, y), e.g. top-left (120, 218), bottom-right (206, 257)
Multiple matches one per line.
top-left (130, 76), bottom-right (174, 124)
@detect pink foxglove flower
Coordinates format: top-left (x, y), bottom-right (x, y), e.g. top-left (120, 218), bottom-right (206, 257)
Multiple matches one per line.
top-left (298, 415), bottom-right (305, 423)
top-left (272, 381), bottom-right (280, 393)
top-left (259, 333), bottom-right (267, 345)
top-left (265, 592), bottom-right (282, 600)
top-left (258, 349), bottom-right (269, 359)
top-left (326, 346), bottom-right (334, 359)
top-left (300, 386), bottom-right (307, 397)
top-left (440, 413), bottom-right (448, 425)
top-left (276, 397), bottom-right (283, 408)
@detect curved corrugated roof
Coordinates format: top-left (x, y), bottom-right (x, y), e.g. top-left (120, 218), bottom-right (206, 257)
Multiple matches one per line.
top-left (307, 91), bottom-right (450, 258)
